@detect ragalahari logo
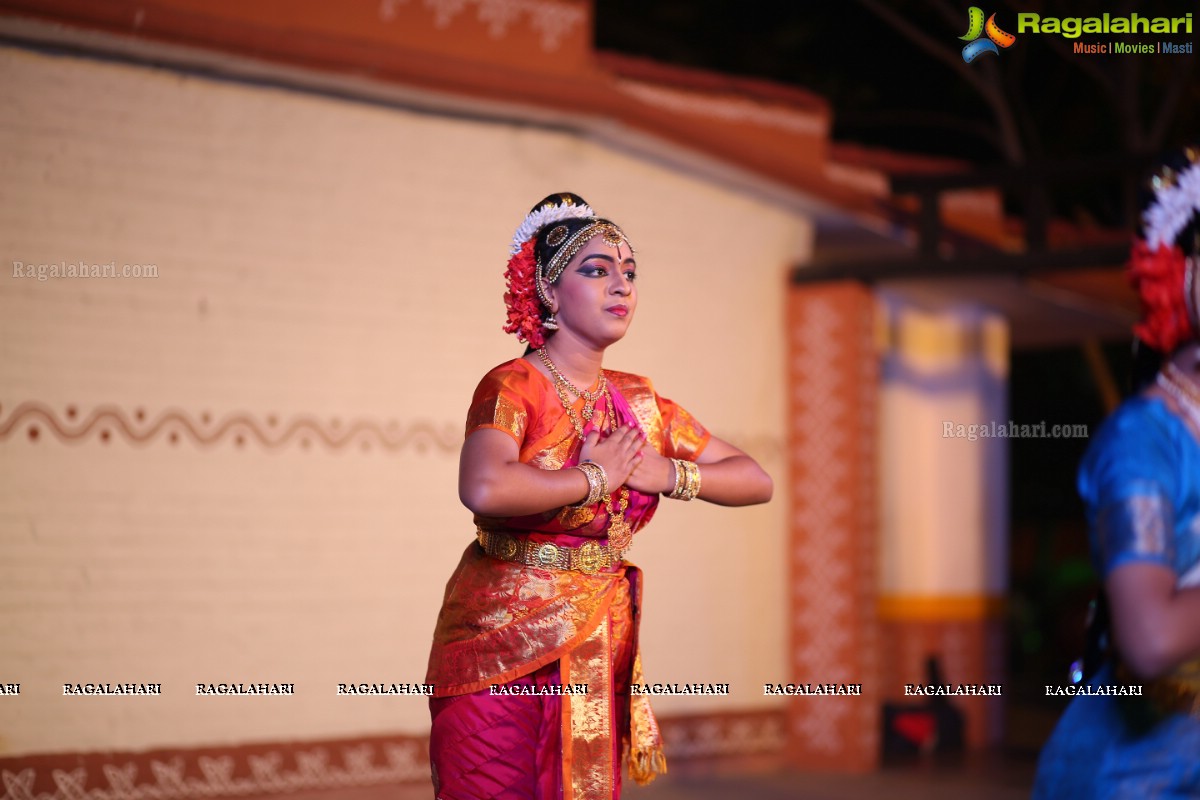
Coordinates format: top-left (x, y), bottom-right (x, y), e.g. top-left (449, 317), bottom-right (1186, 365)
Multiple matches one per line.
top-left (960, 7), bottom-right (1016, 62)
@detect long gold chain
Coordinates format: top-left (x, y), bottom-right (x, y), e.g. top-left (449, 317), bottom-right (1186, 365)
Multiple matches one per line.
top-left (599, 385), bottom-right (632, 550)
top-left (541, 352), bottom-right (632, 549)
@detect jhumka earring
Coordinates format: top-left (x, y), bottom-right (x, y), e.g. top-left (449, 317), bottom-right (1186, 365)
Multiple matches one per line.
top-left (543, 312), bottom-right (559, 331)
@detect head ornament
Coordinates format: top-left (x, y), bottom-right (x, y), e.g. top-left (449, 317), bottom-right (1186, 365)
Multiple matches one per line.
top-left (1130, 147), bottom-right (1200, 353)
top-left (502, 193), bottom-right (633, 347)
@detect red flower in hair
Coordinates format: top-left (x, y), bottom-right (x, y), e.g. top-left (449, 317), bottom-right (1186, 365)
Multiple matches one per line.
top-left (502, 238), bottom-right (546, 348)
top-left (1129, 238), bottom-right (1195, 353)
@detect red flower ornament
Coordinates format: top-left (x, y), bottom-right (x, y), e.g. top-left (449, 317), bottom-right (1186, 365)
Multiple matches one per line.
top-left (1129, 238), bottom-right (1195, 353)
top-left (503, 238), bottom-right (545, 348)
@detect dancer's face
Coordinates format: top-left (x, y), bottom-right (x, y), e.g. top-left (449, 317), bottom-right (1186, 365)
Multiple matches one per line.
top-left (545, 236), bottom-right (637, 348)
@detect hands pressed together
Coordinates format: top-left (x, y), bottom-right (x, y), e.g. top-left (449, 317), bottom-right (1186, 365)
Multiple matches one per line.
top-left (579, 423), bottom-right (674, 496)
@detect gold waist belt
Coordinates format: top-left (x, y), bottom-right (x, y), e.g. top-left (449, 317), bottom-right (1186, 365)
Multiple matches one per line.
top-left (476, 527), bottom-right (625, 575)
top-left (1147, 658), bottom-right (1200, 718)
top-left (1118, 659), bottom-right (1200, 718)
top-left (1145, 678), bottom-right (1200, 718)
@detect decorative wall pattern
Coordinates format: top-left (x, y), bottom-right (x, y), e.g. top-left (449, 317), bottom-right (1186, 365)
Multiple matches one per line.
top-left (0, 711), bottom-right (785, 800)
top-left (659, 709), bottom-right (787, 760)
top-left (0, 401), bottom-right (780, 460)
top-left (786, 282), bottom-right (880, 771)
top-left (0, 402), bottom-right (460, 454)
top-left (0, 736), bottom-right (430, 800)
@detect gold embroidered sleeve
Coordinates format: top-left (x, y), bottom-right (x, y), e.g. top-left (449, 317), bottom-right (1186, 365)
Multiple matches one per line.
top-left (465, 393), bottom-right (527, 444)
top-left (656, 392), bottom-right (710, 461)
top-left (464, 368), bottom-right (531, 445)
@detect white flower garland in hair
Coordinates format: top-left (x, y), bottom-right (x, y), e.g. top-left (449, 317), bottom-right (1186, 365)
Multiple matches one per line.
top-left (1143, 161), bottom-right (1200, 251)
top-left (510, 200), bottom-right (595, 255)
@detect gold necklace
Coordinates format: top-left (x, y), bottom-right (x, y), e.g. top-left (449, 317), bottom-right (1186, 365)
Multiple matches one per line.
top-left (537, 348), bottom-right (606, 438)
top-left (537, 347), bottom-right (605, 401)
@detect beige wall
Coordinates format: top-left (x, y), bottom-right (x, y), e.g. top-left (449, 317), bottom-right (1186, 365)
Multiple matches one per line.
top-left (0, 45), bottom-right (803, 754)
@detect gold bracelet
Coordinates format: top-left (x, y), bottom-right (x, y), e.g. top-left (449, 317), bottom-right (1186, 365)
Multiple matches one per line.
top-left (576, 460), bottom-right (604, 503)
top-left (572, 461), bottom-right (608, 507)
top-left (669, 458), bottom-right (686, 498)
top-left (684, 460), bottom-right (701, 500)
top-left (668, 459), bottom-right (701, 501)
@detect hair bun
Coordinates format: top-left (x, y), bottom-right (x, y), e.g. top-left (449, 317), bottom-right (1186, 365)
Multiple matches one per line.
top-left (529, 192), bottom-right (590, 216)
top-left (510, 192), bottom-right (595, 256)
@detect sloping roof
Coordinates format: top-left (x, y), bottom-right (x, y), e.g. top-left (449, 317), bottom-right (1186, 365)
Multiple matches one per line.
top-left (0, 0), bottom-right (929, 224)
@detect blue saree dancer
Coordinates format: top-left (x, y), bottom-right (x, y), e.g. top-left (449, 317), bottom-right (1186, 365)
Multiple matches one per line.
top-left (1033, 147), bottom-right (1200, 798)
top-left (1032, 397), bottom-right (1200, 798)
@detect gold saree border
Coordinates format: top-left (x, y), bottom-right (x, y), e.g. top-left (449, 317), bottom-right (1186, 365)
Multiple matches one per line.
top-left (626, 649), bottom-right (667, 784)
top-left (561, 614), bottom-right (614, 800)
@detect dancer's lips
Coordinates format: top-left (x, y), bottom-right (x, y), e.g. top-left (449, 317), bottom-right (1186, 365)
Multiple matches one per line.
top-left (606, 305), bottom-right (628, 317)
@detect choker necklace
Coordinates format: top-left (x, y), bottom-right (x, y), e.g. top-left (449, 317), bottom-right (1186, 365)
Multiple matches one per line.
top-left (540, 349), bottom-right (633, 549)
top-left (537, 347), bottom-right (605, 400)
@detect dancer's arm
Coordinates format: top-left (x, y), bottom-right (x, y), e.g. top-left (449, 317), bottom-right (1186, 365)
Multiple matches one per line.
top-left (1107, 563), bottom-right (1200, 679)
top-left (626, 434), bottom-right (773, 506)
top-left (459, 425), bottom-right (644, 517)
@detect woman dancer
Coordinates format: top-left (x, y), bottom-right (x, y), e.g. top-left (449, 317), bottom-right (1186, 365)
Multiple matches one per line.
top-left (1033, 149), bottom-right (1200, 798)
top-left (427, 190), bottom-right (772, 796)
top-left (425, 193), bottom-right (773, 799)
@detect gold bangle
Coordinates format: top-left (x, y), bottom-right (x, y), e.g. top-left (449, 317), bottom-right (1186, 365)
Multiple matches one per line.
top-left (572, 461), bottom-right (608, 507)
top-left (589, 461), bottom-right (610, 502)
top-left (668, 458), bottom-right (685, 497)
top-left (668, 459), bottom-right (700, 501)
top-left (579, 462), bottom-right (602, 507)
top-left (684, 460), bottom-right (701, 500)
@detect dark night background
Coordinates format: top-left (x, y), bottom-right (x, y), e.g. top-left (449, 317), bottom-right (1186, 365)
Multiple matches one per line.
top-left (597, 0), bottom-right (1198, 747)
top-left (597, 1), bottom-right (1200, 220)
